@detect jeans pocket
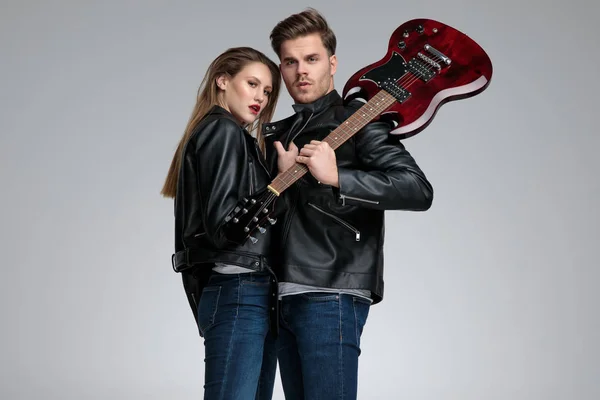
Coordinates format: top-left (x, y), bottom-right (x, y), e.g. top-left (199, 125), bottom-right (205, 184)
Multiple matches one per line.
top-left (240, 274), bottom-right (271, 287)
top-left (352, 296), bottom-right (370, 346)
top-left (299, 292), bottom-right (340, 302)
top-left (197, 286), bottom-right (221, 337)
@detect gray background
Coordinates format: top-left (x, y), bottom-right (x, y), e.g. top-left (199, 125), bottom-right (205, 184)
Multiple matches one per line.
top-left (1, 0), bottom-right (598, 399)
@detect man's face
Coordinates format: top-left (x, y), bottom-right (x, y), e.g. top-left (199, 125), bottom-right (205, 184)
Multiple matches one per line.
top-left (279, 33), bottom-right (337, 104)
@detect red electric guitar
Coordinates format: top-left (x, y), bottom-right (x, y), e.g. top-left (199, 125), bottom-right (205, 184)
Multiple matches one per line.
top-left (224, 18), bottom-right (493, 245)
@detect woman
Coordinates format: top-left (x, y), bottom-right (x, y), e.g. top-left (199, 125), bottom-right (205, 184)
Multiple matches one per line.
top-left (161, 47), bottom-right (283, 400)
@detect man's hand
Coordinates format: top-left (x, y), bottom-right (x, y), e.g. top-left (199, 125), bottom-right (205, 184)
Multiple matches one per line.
top-left (296, 140), bottom-right (339, 187)
top-left (274, 141), bottom-right (299, 174)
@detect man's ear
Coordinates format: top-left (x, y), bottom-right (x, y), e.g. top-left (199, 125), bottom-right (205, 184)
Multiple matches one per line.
top-left (216, 74), bottom-right (228, 90)
top-left (329, 54), bottom-right (338, 76)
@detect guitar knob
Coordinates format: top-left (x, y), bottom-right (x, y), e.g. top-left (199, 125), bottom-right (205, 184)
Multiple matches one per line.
top-left (398, 41), bottom-right (406, 49)
top-left (416, 24), bottom-right (424, 33)
top-left (403, 29), bottom-right (409, 37)
top-left (258, 227), bottom-right (266, 234)
top-left (249, 236), bottom-right (258, 244)
top-left (268, 218), bottom-right (277, 225)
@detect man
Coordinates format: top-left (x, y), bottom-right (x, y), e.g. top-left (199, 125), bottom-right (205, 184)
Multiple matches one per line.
top-left (262, 8), bottom-right (434, 400)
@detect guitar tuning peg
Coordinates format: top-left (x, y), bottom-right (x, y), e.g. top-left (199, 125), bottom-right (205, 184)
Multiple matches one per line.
top-left (233, 218), bottom-right (239, 223)
top-left (258, 227), bottom-right (266, 234)
top-left (242, 208), bottom-right (248, 214)
top-left (268, 218), bottom-right (277, 225)
top-left (244, 227), bottom-right (250, 232)
top-left (224, 215), bottom-right (231, 222)
top-left (242, 197), bottom-right (248, 203)
top-left (251, 199), bottom-right (257, 204)
top-left (249, 236), bottom-right (258, 244)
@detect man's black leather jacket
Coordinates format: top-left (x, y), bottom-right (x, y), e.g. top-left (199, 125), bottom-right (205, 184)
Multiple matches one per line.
top-left (263, 90), bottom-right (434, 304)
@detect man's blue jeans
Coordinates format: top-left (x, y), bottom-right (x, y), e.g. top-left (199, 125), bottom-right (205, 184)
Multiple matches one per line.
top-left (276, 292), bottom-right (371, 400)
top-left (197, 272), bottom-right (277, 400)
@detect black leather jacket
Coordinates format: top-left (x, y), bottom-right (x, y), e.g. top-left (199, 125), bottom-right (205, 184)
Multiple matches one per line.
top-left (171, 106), bottom-right (277, 329)
top-left (263, 90), bottom-right (434, 304)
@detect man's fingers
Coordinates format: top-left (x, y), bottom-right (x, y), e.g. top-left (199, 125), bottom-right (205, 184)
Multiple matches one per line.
top-left (296, 155), bottom-right (309, 165)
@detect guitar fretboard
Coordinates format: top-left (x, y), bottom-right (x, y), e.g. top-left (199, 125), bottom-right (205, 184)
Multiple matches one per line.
top-left (268, 89), bottom-right (396, 195)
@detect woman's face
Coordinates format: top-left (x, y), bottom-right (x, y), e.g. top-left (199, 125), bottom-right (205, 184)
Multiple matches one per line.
top-left (217, 62), bottom-right (273, 125)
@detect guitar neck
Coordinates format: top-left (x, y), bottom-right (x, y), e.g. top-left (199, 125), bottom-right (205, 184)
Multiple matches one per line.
top-left (267, 89), bottom-right (396, 195)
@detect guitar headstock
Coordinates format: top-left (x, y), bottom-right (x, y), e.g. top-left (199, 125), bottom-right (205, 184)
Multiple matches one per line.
top-left (223, 189), bottom-right (278, 246)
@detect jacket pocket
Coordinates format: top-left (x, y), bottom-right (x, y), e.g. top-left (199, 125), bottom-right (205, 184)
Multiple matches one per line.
top-left (339, 194), bottom-right (380, 206)
top-left (308, 202), bottom-right (360, 241)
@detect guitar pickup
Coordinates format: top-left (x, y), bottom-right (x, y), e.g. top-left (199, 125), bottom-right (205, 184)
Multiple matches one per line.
top-left (380, 79), bottom-right (411, 103)
top-left (407, 58), bottom-right (436, 82)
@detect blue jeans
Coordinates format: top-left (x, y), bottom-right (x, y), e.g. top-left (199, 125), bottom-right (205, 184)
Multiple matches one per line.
top-left (276, 293), bottom-right (371, 400)
top-left (197, 272), bottom-right (277, 400)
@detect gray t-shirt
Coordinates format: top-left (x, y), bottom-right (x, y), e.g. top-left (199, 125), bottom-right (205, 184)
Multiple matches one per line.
top-left (213, 263), bottom-right (373, 303)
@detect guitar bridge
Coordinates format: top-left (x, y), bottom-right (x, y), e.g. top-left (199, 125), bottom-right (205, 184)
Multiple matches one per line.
top-left (424, 44), bottom-right (451, 65)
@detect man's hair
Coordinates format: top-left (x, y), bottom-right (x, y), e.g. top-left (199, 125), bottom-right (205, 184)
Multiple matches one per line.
top-left (270, 8), bottom-right (336, 58)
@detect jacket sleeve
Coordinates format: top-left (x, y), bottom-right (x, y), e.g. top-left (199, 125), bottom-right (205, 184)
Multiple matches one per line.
top-left (334, 121), bottom-right (434, 211)
top-left (194, 118), bottom-right (249, 248)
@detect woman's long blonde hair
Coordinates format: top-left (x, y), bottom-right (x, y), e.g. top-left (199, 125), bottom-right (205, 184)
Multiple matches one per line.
top-left (160, 47), bottom-right (281, 198)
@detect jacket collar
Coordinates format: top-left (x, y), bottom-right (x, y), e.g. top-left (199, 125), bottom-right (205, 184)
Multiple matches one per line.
top-left (291, 89), bottom-right (342, 114)
top-left (263, 90), bottom-right (342, 136)
top-left (207, 105), bottom-right (241, 124)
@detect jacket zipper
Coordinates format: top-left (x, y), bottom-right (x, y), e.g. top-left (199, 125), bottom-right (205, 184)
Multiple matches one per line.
top-left (339, 194), bottom-right (380, 206)
top-left (308, 203), bottom-right (360, 241)
top-left (248, 159), bottom-right (256, 194)
top-left (281, 194), bottom-right (298, 246)
top-left (253, 141), bottom-right (271, 177)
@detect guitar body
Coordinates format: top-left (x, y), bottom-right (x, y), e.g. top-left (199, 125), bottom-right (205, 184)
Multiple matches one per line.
top-left (342, 18), bottom-right (493, 139)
